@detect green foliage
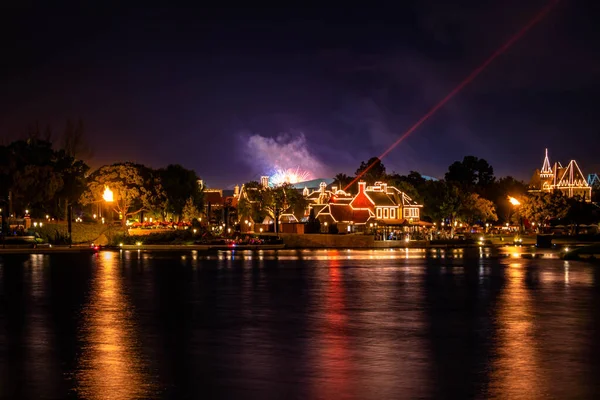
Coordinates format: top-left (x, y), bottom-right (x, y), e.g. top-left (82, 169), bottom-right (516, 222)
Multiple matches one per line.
top-left (334, 173), bottom-right (352, 190)
top-left (182, 197), bottom-right (200, 222)
top-left (386, 174), bottom-right (421, 203)
top-left (445, 156), bottom-right (495, 190)
top-left (459, 193), bottom-right (498, 224)
top-left (488, 176), bottom-right (528, 222)
top-left (517, 192), bottom-right (569, 225)
top-left (12, 165), bottom-right (64, 210)
top-left (238, 181), bottom-right (307, 223)
top-left (81, 163), bottom-right (150, 225)
top-left (355, 157), bottom-right (386, 184)
top-left (158, 164), bottom-right (202, 218)
top-left (0, 136), bottom-right (90, 217)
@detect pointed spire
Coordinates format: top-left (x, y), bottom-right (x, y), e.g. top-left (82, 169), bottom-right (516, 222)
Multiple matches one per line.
top-left (541, 148), bottom-right (552, 174)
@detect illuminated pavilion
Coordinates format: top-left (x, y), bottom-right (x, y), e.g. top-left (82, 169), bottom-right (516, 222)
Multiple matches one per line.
top-left (529, 148), bottom-right (592, 201)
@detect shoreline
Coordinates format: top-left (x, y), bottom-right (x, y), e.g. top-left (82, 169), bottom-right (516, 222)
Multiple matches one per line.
top-left (0, 242), bottom-right (597, 262)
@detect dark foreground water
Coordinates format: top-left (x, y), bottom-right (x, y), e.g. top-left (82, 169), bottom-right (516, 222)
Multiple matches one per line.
top-left (0, 249), bottom-right (599, 399)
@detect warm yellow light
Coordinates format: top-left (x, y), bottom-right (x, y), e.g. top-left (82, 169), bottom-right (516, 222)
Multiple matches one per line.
top-left (259, 228), bottom-right (263, 233)
top-left (508, 196), bottom-right (520, 206)
top-left (103, 186), bottom-right (114, 202)
top-left (25, 209), bottom-right (29, 214)
top-left (193, 229), bottom-right (197, 234)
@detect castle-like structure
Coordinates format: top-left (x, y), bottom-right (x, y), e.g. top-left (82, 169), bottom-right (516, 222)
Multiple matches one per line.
top-left (530, 149), bottom-right (592, 201)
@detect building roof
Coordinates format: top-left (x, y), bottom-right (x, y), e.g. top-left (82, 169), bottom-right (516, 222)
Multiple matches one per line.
top-left (290, 178), bottom-right (335, 190)
top-left (317, 203), bottom-right (374, 225)
top-left (366, 192), bottom-right (396, 206)
top-left (205, 191), bottom-right (223, 204)
top-left (556, 160), bottom-right (589, 188)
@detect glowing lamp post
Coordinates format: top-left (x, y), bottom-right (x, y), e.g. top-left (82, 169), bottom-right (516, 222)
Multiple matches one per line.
top-left (103, 186), bottom-right (114, 203)
top-left (508, 196), bottom-right (523, 232)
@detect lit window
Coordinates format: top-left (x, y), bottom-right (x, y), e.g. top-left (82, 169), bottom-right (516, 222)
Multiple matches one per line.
top-left (377, 208), bottom-right (382, 218)
top-left (404, 208), bottom-right (418, 218)
top-left (390, 208), bottom-right (395, 218)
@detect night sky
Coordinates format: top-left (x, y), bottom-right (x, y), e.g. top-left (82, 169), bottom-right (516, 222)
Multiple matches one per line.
top-left (1, 1), bottom-right (599, 188)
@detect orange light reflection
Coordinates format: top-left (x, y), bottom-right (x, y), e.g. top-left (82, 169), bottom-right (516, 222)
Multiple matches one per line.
top-left (490, 263), bottom-right (546, 398)
top-left (74, 251), bottom-right (154, 399)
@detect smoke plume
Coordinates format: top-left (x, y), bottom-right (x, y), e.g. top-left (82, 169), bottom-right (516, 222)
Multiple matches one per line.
top-left (244, 132), bottom-right (326, 179)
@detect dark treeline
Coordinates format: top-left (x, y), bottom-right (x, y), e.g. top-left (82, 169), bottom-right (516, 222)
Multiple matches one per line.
top-left (0, 122), bottom-right (203, 226)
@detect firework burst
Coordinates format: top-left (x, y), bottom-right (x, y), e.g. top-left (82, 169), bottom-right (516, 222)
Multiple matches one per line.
top-left (269, 167), bottom-right (312, 186)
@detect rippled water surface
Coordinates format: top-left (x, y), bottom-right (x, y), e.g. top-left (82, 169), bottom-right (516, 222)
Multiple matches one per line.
top-left (0, 249), bottom-right (599, 399)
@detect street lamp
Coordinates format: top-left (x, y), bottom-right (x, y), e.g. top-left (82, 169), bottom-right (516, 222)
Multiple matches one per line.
top-left (103, 186), bottom-right (114, 203)
top-left (508, 195), bottom-right (523, 232)
top-left (508, 196), bottom-right (520, 206)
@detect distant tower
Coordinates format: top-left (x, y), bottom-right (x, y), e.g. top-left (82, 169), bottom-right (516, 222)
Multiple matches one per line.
top-left (234, 185), bottom-right (240, 197)
top-left (540, 148), bottom-right (553, 178)
top-left (303, 187), bottom-right (309, 196)
top-left (261, 176), bottom-right (270, 188)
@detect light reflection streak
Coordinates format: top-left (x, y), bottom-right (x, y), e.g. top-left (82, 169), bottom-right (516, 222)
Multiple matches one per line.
top-left (312, 252), bottom-right (355, 398)
top-left (74, 251), bottom-right (154, 399)
top-left (490, 263), bottom-right (545, 398)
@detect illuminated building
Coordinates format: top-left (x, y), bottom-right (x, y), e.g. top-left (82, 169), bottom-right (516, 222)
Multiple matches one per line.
top-left (306, 181), bottom-right (423, 232)
top-left (529, 149), bottom-right (592, 201)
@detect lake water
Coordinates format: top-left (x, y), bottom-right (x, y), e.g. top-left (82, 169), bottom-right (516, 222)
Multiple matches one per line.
top-left (0, 249), bottom-right (599, 399)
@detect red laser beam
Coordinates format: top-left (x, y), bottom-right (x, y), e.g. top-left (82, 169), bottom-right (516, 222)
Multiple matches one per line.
top-left (345, 0), bottom-right (561, 191)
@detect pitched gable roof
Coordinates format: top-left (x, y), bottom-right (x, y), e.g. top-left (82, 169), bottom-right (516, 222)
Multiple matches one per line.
top-left (556, 160), bottom-right (590, 188)
top-left (366, 192), bottom-right (396, 206)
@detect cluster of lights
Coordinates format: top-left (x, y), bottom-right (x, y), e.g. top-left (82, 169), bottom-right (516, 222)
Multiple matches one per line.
top-left (75, 217), bottom-right (83, 223)
top-left (269, 167), bottom-right (311, 186)
top-left (33, 222), bottom-right (44, 227)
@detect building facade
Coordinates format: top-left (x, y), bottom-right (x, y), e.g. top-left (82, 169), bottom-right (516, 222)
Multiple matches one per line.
top-left (530, 149), bottom-right (592, 201)
top-left (305, 181), bottom-right (423, 232)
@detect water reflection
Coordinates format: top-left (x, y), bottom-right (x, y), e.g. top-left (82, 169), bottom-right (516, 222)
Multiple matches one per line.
top-left (74, 251), bottom-right (154, 399)
top-left (490, 263), bottom-right (545, 398)
top-left (1, 251), bottom-right (600, 399)
top-left (311, 253), bottom-right (355, 399)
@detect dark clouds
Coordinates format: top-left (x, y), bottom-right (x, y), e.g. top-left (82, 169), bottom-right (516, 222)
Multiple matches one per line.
top-left (1, 1), bottom-right (599, 187)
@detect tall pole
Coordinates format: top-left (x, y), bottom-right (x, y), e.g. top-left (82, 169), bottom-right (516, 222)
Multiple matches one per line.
top-left (67, 203), bottom-right (73, 248)
top-left (1, 201), bottom-right (6, 249)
